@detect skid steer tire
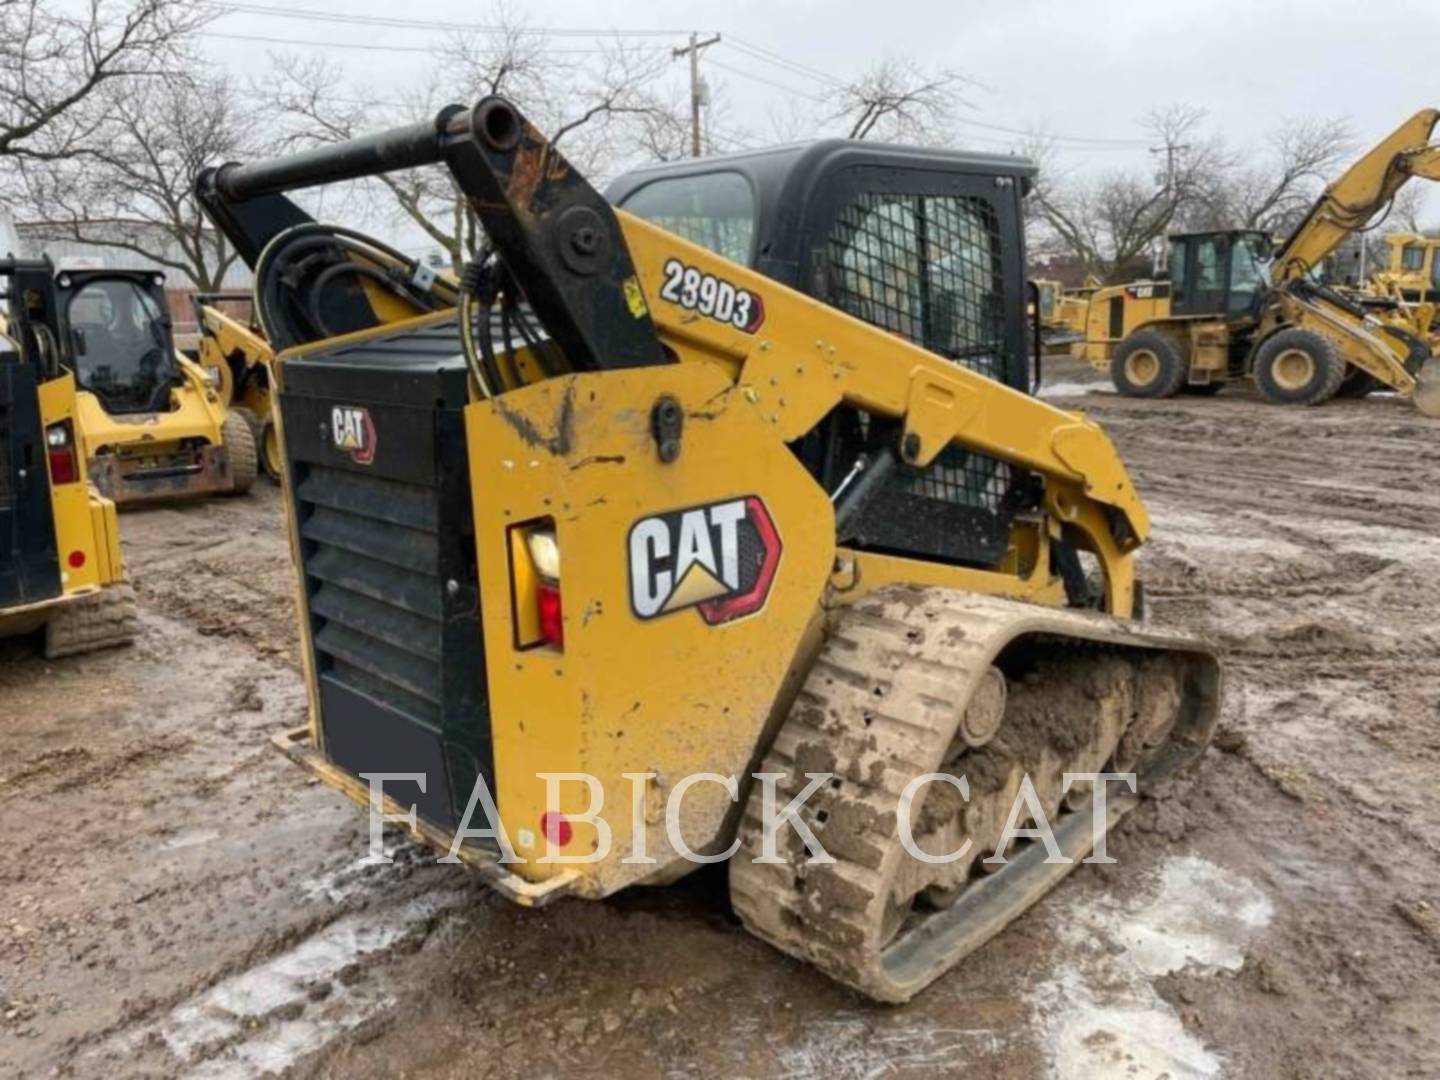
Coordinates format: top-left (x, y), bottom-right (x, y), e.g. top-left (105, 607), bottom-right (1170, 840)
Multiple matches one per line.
top-left (45, 580), bottom-right (138, 660)
top-left (259, 417), bottom-right (283, 484)
top-left (222, 410), bottom-right (259, 495)
top-left (1253, 329), bottom-right (1346, 406)
top-left (1111, 330), bottom-right (1187, 399)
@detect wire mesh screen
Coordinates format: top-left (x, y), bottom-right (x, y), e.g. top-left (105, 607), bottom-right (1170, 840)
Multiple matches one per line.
top-left (812, 187), bottom-right (1031, 562)
top-left (826, 191), bottom-right (1010, 382)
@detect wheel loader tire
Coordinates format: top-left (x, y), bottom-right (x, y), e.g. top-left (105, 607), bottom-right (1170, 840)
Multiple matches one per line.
top-left (222, 409), bottom-right (259, 495)
top-left (1110, 330), bottom-right (1187, 398)
top-left (45, 580), bottom-right (138, 659)
top-left (727, 587), bottom-right (1220, 1003)
top-left (259, 417), bottom-right (283, 483)
top-left (1335, 367), bottom-right (1380, 399)
top-left (1253, 328), bottom-right (1346, 406)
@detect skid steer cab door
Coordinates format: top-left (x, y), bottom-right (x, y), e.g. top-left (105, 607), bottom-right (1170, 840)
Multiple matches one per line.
top-left (55, 271), bottom-right (180, 415)
top-left (0, 357), bottom-right (62, 608)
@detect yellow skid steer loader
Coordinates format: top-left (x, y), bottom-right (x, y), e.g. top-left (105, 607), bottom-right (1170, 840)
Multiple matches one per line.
top-left (197, 98), bottom-right (1220, 1002)
top-left (0, 259), bottom-right (136, 658)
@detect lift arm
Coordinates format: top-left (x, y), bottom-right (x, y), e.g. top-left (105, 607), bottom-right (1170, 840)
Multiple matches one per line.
top-left (198, 97), bottom-right (1153, 557)
top-left (1274, 109), bottom-right (1440, 282)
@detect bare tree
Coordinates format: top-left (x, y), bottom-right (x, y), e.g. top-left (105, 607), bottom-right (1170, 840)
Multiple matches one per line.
top-left (1027, 105), bottom-right (1222, 282)
top-left (19, 71), bottom-right (260, 289)
top-left (831, 58), bottom-right (969, 143)
top-left (0, 0), bottom-right (204, 162)
top-left (266, 9), bottom-right (680, 271)
top-left (1184, 116), bottom-right (1352, 235)
top-left (1386, 185), bottom-right (1438, 236)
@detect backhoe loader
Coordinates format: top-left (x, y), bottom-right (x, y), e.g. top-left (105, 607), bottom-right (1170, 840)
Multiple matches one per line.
top-left (0, 259), bottom-right (136, 658)
top-left (196, 97), bottom-right (1220, 1003)
top-left (193, 292), bottom-right (282, 481)
top-left (59, 269), bottom-right (258, 504)
top-left (1076, 110), bottom-right (1440, 414)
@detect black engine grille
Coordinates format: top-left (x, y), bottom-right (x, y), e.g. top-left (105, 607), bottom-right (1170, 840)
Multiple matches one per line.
top-left (299, 466), bottom-right (445, 728)
top-left (281, 321), bottom-right (492, 837)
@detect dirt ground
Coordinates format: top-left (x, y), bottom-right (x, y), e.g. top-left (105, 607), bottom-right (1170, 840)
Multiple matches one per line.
top-left (3, 360), bottom-right (1438, 1079)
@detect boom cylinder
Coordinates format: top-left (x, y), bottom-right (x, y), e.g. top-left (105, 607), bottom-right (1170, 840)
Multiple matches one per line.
top-left (210, 107), bottom-right (467, 202)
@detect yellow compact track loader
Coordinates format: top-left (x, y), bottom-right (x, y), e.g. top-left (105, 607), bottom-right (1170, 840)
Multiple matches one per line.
top-left (0, 259), bottom-right (136, 658)
top-left (193, 292), bottom-right (282, 481)
top-left (197, 98), bottom-right (1220, 1002)
top-left (1076, 110), bottom-right (1440, 414)
top-left (58, 269), bottom-right (257, 504)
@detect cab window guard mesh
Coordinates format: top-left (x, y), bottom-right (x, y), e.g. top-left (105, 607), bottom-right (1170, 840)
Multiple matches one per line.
top-left (825, 191), bottom-right (1010, 383)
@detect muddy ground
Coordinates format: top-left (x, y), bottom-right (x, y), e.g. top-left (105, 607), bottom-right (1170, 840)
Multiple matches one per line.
top-left (3, 359), bottom-right (1438, 1078)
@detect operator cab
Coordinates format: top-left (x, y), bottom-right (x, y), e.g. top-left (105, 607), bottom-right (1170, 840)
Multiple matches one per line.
top-left (1166, 230), bottom-right (1271, 320)
top-left (607, 141), bottom-right (1035, 395)
top-left (608, 142), bottom-right (1043, 573)
top-left (55, 270), bottom-right (179, 415)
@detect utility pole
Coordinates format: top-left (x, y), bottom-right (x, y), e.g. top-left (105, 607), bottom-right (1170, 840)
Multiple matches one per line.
top-left (674, 32), bottom-right (721, 157)
top-left (1148, 142), bottom-right (1190, 273)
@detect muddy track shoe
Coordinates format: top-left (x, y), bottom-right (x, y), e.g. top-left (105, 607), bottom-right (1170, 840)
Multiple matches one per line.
top-left (45, 582), bottom-right (139, 660)
top-left (728, 587), bottom-right (1221, 1003)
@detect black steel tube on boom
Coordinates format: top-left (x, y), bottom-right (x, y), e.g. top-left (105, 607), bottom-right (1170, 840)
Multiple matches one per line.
top-left (213, 107), bottom-right (466, 202)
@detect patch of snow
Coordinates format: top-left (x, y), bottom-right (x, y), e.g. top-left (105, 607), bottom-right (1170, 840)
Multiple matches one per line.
top-left (1032, 855), bottom-right (1273, 1080)
top-left (1038, 380), bottom-right (1113, 399)
top-left (111, 889), bottom-right (466, 1079)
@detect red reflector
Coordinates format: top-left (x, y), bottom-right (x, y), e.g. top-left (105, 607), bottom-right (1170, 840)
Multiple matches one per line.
top-left (537, 582), bottom-right (564, 647)
top-left (67, 550), bottom-right (86, 569)
top-left (48, 448), bottom-right (77, 485)
top-left (540, 810), bottom-right (572, 848)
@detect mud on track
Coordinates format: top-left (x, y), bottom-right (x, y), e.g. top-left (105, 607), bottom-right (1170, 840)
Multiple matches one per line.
top-left (2, 363), bottom-right (1438, 1078)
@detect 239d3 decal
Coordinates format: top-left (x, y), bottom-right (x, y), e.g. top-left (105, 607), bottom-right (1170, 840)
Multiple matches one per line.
top-left (628, 496), bottom-right (781, 625)
top-left (658, 258), bottom-right (765, 333)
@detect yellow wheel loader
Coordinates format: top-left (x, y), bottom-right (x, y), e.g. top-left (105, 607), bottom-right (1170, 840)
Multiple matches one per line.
top-left (193, 291), bottom-right (283, 481)
top-left (1032, 277), bottom-right (1093, 356)
top-left (0, 259), bottom-right (136, 658)
top-left (1076, 110), bottom-right (1440, 415)
top-left (196, 98), bottom-right (1220, 1003)
top-left (57, 269), bottom-right (257, 504)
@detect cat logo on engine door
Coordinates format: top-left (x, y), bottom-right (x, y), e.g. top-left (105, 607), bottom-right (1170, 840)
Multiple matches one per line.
top-left (628, 496), bottom-right (782, 625)
top-left (331, 405), bottom-right (376, 466)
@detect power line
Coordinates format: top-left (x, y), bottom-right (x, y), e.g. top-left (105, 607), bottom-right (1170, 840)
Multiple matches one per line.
top-left (706, 58), bottom-right (825, 104)
top-left (726, 37), bottom-right (843, 88)
top-left (200, 30), bottom-right (666, 56)
top-left (208, 2), bottom-right (712, 39)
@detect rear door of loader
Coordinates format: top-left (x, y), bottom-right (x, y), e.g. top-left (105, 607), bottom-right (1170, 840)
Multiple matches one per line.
top-left (0, 360), bottom-right (62, 608)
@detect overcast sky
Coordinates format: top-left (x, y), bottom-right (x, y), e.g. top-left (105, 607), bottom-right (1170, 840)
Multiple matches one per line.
top-left (198, 0), bottom-right (1440, 243)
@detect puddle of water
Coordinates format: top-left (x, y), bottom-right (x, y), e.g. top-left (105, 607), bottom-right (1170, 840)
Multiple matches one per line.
top-left (1033, 855), bottom-right (1273, 1080)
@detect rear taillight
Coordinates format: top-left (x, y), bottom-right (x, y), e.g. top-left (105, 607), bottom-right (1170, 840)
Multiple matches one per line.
top-left (536, 580), bottom-right (564, 648)
top-left (45, 422), bottom-right (78, 485)
top-left (509, 521), bottom-right (563, 651)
